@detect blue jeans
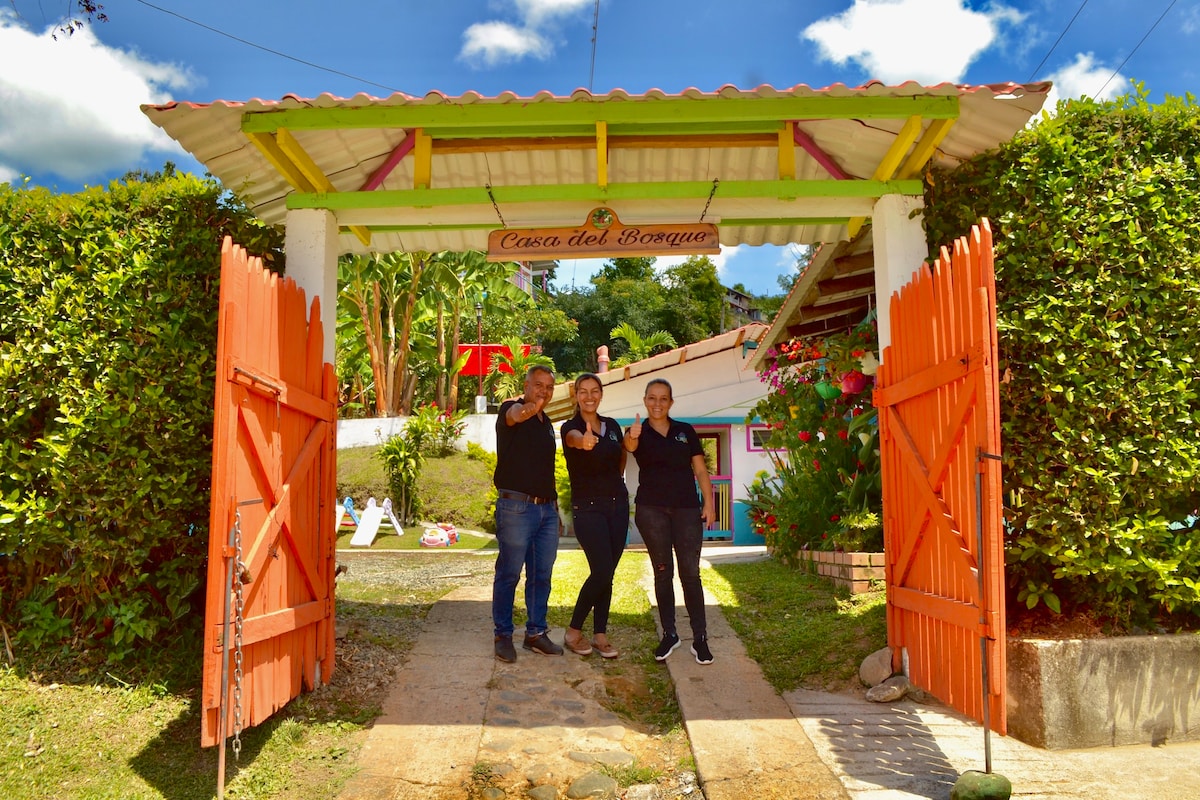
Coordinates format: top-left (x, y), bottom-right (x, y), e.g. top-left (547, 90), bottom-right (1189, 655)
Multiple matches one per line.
top-left (492, 497), bottom-right (560, 638)
top-left (569, 496), bottom-right (629, 634)
top-left (635, 504), bottom-right (706, 639)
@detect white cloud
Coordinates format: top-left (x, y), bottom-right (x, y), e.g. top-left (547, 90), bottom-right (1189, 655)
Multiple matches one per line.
top-left (460, 21), bottom-right (551, 67)
top-left (514, 0), bottom-right (594, 27)
top-left (802, 0), bottom-right (1024, 84)
top-left (1182, 6), bottom-right (1200, 35)
top-left (0, 11), bottom-right (193, 183)
top-left (1043, 52), bottom-right (1126, 111)
top-left (460, 0), bottom-right (592, 67)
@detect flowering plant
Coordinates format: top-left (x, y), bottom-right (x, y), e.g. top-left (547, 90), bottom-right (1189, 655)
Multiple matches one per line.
top-left (746, 317), bottom-right (883, 558)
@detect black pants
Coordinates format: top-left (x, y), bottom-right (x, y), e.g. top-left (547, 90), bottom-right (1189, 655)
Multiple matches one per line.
top-left (635, 504), bottom-right (706, 639)
top-left (569, 496), bottom-right (629, 634)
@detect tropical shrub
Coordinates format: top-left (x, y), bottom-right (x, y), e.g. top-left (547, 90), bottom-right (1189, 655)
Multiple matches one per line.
top-left (377, 433), bottom-right (423, 525)
top-left (404, 403), bottom-right (467, 457)
top-left (0, 171), bottom-right (284, 661)
top-left (746, 319), bottom-right (882, 558)
top-left (923, 88), bottom-right (1200, 628)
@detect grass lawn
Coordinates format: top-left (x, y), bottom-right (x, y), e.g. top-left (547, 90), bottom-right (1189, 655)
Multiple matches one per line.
top-left (704, 557), bottom-right (887, 694)
top-left (335, 526), bottom-right (496, 551)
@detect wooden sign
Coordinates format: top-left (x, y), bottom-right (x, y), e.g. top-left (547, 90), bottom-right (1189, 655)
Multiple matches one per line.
top-left (487, 207), bottom-right (720, 261)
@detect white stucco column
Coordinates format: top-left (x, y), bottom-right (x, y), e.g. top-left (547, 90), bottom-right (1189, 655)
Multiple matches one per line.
top-left (871, 194), bottom-right (928, 353)
top-left (285, 208), bottom-right (340, 365)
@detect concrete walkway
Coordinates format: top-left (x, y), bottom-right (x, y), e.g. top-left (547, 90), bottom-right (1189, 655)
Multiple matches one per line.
top-left (337, 545), bottom-right (1200, 799)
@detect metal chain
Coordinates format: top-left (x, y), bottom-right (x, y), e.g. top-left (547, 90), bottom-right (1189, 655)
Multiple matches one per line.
top-left (485, 184), bottom-right (507, 228)
top-left (232, 509), bottom-right (246, 760)
top-left (699, 178), bottom-right (720, 223)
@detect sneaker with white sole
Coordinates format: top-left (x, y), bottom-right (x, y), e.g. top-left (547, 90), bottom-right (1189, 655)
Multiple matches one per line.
top-left (691, 636), bottom-right (713, 665)
top-left (654, 631), bottom-right (681, 662)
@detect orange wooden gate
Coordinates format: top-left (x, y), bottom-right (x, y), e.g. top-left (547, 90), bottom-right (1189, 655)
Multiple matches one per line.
top-left (873, 219), bottom-right (1006, 733)
top-left (202, 238), bottom-right (338, 747)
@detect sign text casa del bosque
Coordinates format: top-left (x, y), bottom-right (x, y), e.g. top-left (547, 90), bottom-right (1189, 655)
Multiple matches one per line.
top-left (487, 207), bottom-right (719, 262)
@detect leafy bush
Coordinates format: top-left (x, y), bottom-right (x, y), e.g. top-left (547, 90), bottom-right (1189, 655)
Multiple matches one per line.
top-left (0, 172), bottom-right (284, 660)
top-left (377, 434), bottom-right (423, 525)
top-left (923, 88), bottom-right (1200, 628)
top-left (404, 404), bottom-right (467, 457)
top-left (745, 320), bottom-right (882, 555)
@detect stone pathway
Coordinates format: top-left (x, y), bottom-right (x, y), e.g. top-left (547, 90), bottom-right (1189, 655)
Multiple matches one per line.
top-left (336, 582), bottom-right (702, 800)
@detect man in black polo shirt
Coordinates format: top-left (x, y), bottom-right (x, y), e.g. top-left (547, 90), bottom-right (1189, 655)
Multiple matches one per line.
top-left (492, 365), bottom-right (563, 662)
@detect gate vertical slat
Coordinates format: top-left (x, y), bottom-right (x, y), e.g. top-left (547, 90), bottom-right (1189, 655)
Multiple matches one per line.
top-left (875, 219), bottom-right (1006, 733)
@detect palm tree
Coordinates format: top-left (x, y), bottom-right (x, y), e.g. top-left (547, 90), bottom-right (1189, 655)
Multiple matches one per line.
top-left (487, 335), bottom-right (556, 401)
top-left (609, 322), bottom-right (677, 368)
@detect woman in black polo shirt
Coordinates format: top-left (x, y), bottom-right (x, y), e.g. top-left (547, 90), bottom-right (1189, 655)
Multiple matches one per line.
top-left (624, 378), bottom-right (716, 665)
top-left (560, 373), bottom-right (628, 658)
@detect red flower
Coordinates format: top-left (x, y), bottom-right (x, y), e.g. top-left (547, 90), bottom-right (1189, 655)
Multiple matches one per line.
top-left (837, 429), bottom-right (849, 440)
top-left (798, 430), bottom-right (812, 442)
top-left (830, 514), bottom-right (841, 522)
top-left (766, 515), bottom-right (776, 525)
top-left (812, 459), bottom-right (821, 471)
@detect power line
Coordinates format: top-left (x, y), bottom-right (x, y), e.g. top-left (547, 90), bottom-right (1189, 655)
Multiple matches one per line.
top-left (1095, 0), bottom-right (1178, 98)
top-left (588, 0), bottom-right (600, 92)
top-left (133, 0), bottom-right (403, 94)
top-left (1027, 0), bottom-right (1089, 82)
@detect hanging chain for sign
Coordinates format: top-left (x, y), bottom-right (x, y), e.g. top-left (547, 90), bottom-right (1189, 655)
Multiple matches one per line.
top-left (699, 178), bottom-right (720, 223)
top-left (486, 184), bottom-right (507, 228)
top-left (232, 508), bottom-right (246, 760)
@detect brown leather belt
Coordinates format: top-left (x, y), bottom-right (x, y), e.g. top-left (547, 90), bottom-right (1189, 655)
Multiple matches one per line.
top-left (497, 489), bottom-right (555, 506)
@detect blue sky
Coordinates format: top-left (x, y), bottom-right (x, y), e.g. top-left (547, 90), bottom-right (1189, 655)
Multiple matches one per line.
top-left (2, 0), bottom-right (1197, 294)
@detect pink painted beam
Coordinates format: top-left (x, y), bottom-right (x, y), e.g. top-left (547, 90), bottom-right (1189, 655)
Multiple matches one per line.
top-left (360, 130), bottom-right (417, 191)
top-left (792, 122), bottom-right (852, 181)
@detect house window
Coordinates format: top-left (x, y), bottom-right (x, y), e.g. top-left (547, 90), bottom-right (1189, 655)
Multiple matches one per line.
top-left (747, 425), bottom-right (779, 452)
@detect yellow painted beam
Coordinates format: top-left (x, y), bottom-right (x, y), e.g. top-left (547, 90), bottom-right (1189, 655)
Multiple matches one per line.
top-left (246, 131), bottom-right (317, 193)
top-left (275, 128), bottom-right (371, 246)
top-left (778, 121), bottom-right (796, 180)
top-left (848, 115), bottom-right (924, 238)
top-left (898, 117), bottom-right (956, 179)
top-left (596, 120), bottom-right (608, 189)
top-left (413, 128), bottom-right (432, 189)
top-left (872, 115), bottom-right (923, 181)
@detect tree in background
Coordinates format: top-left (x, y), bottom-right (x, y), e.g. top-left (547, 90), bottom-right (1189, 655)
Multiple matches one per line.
top-left (487, 335), bottom-right (557, 401)
top-left (608, 322), bottom-right (677, 367)
top-left (659, 255), bottom-right (723, 340)
top-left (339, 251), bottom-right (431, 416)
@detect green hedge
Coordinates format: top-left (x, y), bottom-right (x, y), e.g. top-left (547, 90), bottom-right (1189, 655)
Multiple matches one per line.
top-left (0, 173), bottom-right (284, 661)
top-left (923, 89), bottom-right (1200, 627)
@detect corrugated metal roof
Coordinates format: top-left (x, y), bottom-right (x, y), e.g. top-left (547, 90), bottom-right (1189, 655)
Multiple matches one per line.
top-left (142, 82), bottom-right (1049, 255)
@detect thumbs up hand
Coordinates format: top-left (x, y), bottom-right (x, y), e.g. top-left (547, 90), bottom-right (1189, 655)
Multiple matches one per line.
top-left (628, 413), bottom-right (642, 441)
top-left (582, 426), bottom-right (599, 450)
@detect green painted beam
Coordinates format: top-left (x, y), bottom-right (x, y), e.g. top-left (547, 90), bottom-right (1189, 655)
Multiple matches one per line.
top-left (243, 95), bottom-right (959, 134)
top-left (286, 179), bottom-right (923, 210)
top-left (719, 217), bottom-right (849, 226)
top-left (350, 217), bottom-right (850, 234)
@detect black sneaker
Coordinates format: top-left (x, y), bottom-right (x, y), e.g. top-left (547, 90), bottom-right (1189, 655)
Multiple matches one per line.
top-left (522, 631), bottom-right (564, 656)
top-left (654, 632), bottom-right (681, 662)
top-left (494, 635), bottom-right (517, 663)
top-left (691, 636), bottom-right (714, 665)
